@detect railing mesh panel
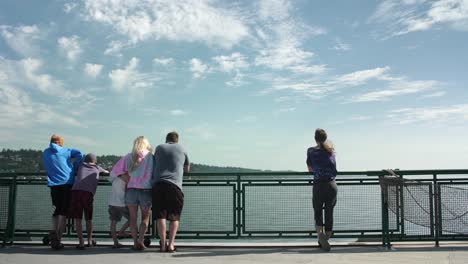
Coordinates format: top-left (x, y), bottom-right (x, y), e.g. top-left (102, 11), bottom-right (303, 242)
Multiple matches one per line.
top-left (334, 184), bottom-right (383, 231)
top-left (179, 184), bottom-right (235, 233)
top-left (244, 184), bottom-right (313, 232)
top-left (439, 184), bottom-right (468, 235)
top-left (0, 183), bottom-right (10, 232)
top-left (15, 184), bottom-right (53, 231)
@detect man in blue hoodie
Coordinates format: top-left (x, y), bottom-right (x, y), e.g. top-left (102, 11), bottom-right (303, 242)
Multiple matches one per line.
top-left (42, 134), bottom-right (83, 249)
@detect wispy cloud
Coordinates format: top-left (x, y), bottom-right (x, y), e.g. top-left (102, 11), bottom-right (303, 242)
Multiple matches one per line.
top-left (64, 2), bottom-right (78, 13)
top-left (212, 52), bottom-right (249, 73)
top-left (253, 0), bottom-right (326, 74)
top-left (422, 91), bottom-right (447, 97)
top-left (84, 63), bottom-right (103, 78)
top-left (369, 0), bottom-right (468, 37)
top-left (0, 25), bottom-right (41, 57)
top-left (348, 80), bottom-right (440, 102)
top-left (275, 107), bottom-right (296, 114)
top-left (261, 66), bottom-right (441, 103)
top-left (83, 0), bottom-right (249, 49)
top-left (0, 82), bottom-right (83, 129)
top-left (330, 39), bottom-right (351, 51)
top-left (58, 35), bottom-right (82, 61)
top-left (170, 109), bottom-right (187, 116)
top-left (153, 57), bottom-right (174, 66)
top-left (336, 67), bottom-right (390, 86)
top-left (387, 104), bottom-right (468, 124)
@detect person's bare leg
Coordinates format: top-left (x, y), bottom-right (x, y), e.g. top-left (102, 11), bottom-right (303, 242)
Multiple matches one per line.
top-left (117, 220), bottom-right (130, 237)
top-left (157, 219), bottom-right (166, 251)
top-left (127, 205), bottom-right (139, 248)
top-left (326, 231), bottom-right (332, 240)
top-left (110, 220), bottom-right (119, 246)
top-left (138, 207), bottom-right (150, 249)
top-left (76, 218), bottom-right (84, 247)
top-left (86, 219), bottom-right (93, 247)
top-left (168, 220), bottom-right (179, 251)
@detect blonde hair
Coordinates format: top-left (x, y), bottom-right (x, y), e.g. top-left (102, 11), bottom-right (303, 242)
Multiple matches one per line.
top-left (129, 136), bottom-right (152, 171)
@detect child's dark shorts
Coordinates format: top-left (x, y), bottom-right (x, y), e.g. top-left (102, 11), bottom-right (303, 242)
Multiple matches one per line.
top-left (108, 205), bottom-right (130, 222)
top-left (68, 190), bottom-right (94, 220)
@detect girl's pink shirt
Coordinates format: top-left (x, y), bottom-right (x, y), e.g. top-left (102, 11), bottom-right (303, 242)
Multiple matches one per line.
top-left (110, 150), bottom-right (153, 189)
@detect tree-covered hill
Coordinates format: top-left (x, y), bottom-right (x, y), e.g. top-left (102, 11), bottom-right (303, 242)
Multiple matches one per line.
top-left (0, 149), bottom-right (264, 173)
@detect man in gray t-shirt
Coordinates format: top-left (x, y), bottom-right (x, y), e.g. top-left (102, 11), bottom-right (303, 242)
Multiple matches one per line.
top-left (152, 131), bottom-right (189, 252)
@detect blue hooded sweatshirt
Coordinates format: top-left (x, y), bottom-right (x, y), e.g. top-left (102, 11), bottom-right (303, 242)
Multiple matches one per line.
top-left (42, 143), bottom-right (84, 186)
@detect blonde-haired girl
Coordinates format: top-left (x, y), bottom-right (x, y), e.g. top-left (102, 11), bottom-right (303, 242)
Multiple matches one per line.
top-left (110, 136), bottom-right (153, 250)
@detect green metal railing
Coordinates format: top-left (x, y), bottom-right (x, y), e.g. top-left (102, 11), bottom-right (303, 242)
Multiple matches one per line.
top-left (1, 170), bottom-right (468, 247)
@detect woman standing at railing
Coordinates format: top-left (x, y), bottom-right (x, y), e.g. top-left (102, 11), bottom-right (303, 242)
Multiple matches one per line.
top-left (306, 128), bottom-right (337, 252)
top-left (110, 136), bottom-right (154, 251)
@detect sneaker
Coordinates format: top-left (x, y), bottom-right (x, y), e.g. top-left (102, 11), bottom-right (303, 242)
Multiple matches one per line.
top-left (318, 232), bottom-right (330, 252)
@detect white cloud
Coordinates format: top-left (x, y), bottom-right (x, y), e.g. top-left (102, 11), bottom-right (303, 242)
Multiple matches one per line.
top-left (108, 57), bottom-right (159, 92)
top-left (423, 91), bottom-right (447, 97)
top-left (369, 0), bottom-right (468, 37)
top-left (58, 35), bottom-right (82, 61)
top-left (225, 72), bottom-right (246, 87)
top-left (170, 109), bottom-right (187, 116)
top-left (388, 104), bottom-right (468, 124)
top-left (153, 57), bottom-right (174, 66)
top-left (0, 79), bottom-right (83, 129)
top-left (212, 53), bottom-right (249, 73)
top-left (262, 66), bottom-right (441, 103)
top-left (0, 25), bottom-right (41, 57)
top-left (109, 57), bottom-right (138, 91)
top-left (64, 3), bottom-right (78, 13)
top-left (189, 58), bottom-right (210, 79)
top-left (253, 0), bottom-right (326, 74)
top-left (83, 0), bottom-right (249, 49)
top-left (0, 56), bottom-right (96, 104)
top-left (104, 41), bottom-right (126, 56)
top-left (84, 63), bottom-right (103, 78)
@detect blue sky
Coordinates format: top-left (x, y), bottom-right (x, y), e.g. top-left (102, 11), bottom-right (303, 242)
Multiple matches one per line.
top-left (1, 0), bottom-right (468, 171)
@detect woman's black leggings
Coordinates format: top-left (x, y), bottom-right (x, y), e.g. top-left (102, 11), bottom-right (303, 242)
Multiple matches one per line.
top-left (313, 181), bottom-right (338, 232)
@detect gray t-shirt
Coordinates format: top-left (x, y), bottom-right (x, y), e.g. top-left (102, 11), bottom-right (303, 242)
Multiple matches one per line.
top-left (153, 143), bottom-right (189, 190)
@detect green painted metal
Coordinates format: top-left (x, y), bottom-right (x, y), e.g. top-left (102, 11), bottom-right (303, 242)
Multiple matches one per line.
top-left (0, 170), bottom-right (467, 244)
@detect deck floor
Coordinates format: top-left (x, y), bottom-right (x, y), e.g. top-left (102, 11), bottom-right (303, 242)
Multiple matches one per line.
top-left (1, 242), bottom-right (468, 264)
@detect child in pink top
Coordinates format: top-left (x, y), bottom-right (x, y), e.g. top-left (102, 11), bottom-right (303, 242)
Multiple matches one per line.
top-left (110, 136), bottom-right (153, 250)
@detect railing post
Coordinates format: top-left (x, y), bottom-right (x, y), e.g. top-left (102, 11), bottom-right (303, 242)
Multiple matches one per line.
top-left (5, 175), bottom-right (18, 245)
top-left (380, 181), bottom-right (390, 249)
top-left (236, 174), bottom-right (242, 238)
top-left (433, 173), bottom-right (440, 247)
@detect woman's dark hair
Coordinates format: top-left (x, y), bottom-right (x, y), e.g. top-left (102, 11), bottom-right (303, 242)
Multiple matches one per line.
top-left (315, 128), bottom-right (333, 153)
top-left (314, 129), bottom-right (327, 143)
